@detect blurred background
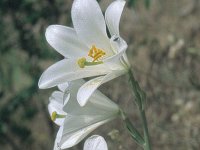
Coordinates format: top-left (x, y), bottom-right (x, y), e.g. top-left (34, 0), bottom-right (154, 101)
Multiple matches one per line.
top-left (0, 0), bottom-right (200, 150)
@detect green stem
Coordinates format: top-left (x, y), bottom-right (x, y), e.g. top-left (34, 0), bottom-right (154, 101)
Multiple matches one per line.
top-left (140, 109), bottom-right (151, 150)
top-left (128, 69), bottom-right (152, 150)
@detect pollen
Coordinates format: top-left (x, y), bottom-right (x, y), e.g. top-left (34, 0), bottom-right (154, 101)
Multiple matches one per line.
top-left (88, 45), bottom-right (106, 62)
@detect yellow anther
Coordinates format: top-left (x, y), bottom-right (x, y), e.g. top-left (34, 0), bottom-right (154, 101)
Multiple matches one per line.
top-left (88, 45), bottom-right (106, 62)
top-left (93, 54), bottom-right (102, 62)
top-left (92, 45), bottom-right (97, 53)
top-left (88, 49), bottom-right (93, 57)
top-left (77, 57), bottom-right (86, 68)
top-left (51, 111), bottom-right (57, 121)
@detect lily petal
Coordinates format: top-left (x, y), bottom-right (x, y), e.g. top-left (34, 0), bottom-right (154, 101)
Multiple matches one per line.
top-left (105, 0), bottom-right (126, 36)
top-left (38, 59), bottom-right (110, 89)
top-left (62, 115), bottom-right (112, 137)
top-left (57, 82), bottom-right (71, 105)
top-left (63, 80), bottom-right (119, 115)
top-left (89, 90), bottom-right (119, 113)
top-left (110, 35), bottom-right (128, 53)
top-left (58, 82), bottom-right (69, 92)
top-left (77, 75), bottom-right (105, 107)
top-left (63, 94), bottom-right (107, 116)
top-left (104, 36), bottom-right (129, 70)
top-left (71, 0), bottom-right (112, 55)
top-left (84, 135), bottom-right (108, 150)
top-left (45, 25), bottom-right (88, 58)
top-left (60, 119), bottom-right (110, 149)
top-left (53, 126), bottom-right (64, 150)
top-left (77, 72), bottom-right (124, 106)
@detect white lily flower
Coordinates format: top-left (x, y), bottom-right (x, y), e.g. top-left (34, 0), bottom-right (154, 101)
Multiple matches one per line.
top-left (39, 0), bottom-right (130, 106)
top-left (84, 135), bottom-right (108, 150)
top-left (49, 80), bottom-right (119, 149)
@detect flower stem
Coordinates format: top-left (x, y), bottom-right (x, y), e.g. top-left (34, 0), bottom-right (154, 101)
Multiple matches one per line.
top-left (128, 69), bottom-right (152, 150)
top-left (140, 109), bottom-right (151, 150)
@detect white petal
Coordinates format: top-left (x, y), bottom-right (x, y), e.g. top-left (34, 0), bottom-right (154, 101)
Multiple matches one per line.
top-left (60, 120), bottom-right (109, 149)
top-left (90, 90), bottom-right (119, 113)
top-left (104, 36), bottom-right (127, 65)
top-left (38, 59), bottom-right (110, 89)
top-left (63, 115), bottom-right (97, 135)
top-left (63, 79), bottom-right (119, 115)
top-left (71, 0), bottom-right (113, 55)
top-left (57, 82), bottom-right (71, 105)
top-left (61, 79), bottom-right (96, 115)
top-left (50, 91), bottom-right (65, 105)
top-left (48, 91), bottom-right (65, 114)
top-left (77, 75), bottom-right (105, 107)
top-left (84, 135), bottom-right (108, 150)
top-left (122, 53), bottom-right (131, 68)
top-left (104, 53), bottom-right (126, 71)
top-left (63, 90), bottom-right (118, 116)
top-left (63, 92), bottom-right (107, 116)
top-left (105, 0), bottom-right (126, 36)
top-left (62, 114), bottom-right (116, 136)
top-left (77, 72), bottom-right (123, 106)
top-left (110, 35), bottom-right (127, 53)
top-left (45, 25), bottom-right (88, 58)
top-left (53, 126), bottom-right (64, 150)
top-left (104, 36), bottom-right (129, 71)
top-left (58, 82), bottom-right (69, 92)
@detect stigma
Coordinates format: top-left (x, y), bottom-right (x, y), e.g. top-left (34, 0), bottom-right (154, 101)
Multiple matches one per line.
top-left (51, 111), bottom-right (66, 121)
top-left (77, 45), bottom-right (106, 68)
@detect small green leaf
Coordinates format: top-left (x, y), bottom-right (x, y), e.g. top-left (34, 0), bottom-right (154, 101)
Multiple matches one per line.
top-left (125, 118), bottom-right (145, 146)
top-left (120, 110), bottom-right (145, 146)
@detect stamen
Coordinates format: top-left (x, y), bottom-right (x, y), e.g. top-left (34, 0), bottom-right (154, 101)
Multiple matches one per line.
top-left (93, 51), bottom-right (106, 62)
top-left (88, 45), bottom-right (106, 62)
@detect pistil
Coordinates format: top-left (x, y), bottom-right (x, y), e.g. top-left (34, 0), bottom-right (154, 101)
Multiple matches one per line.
top-left (51, 111), bottom-right (66, 121)
top-left (77, 57), bottom-right (103, 68)
top-left (77, 45), bottom-right (106, 68)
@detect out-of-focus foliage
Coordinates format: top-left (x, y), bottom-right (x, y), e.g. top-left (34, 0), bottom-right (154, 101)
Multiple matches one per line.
top-left (0, 0), bottom-right (72, 149)
top-left (128, 0), bottom-right (151, 8)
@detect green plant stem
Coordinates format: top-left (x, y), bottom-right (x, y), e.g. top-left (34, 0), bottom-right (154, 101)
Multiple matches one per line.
top-left (140, 109), bottom-right (151, 150)
top-left (128, 69), bottom-right (152, 150)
